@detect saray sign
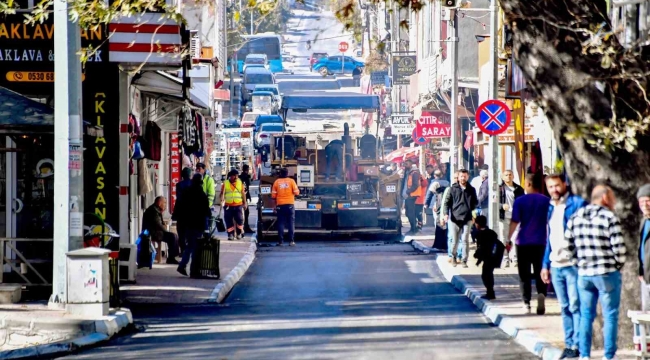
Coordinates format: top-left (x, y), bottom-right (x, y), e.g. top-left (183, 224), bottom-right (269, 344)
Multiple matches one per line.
top-left (415, 111), bottom-right (451, 138)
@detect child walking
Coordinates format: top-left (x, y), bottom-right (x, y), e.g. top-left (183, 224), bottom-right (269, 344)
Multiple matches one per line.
top-left (473, 215), bottom-right (505, 300)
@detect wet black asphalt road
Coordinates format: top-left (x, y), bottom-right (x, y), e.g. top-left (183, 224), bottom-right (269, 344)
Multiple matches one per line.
top-left (60, 242), bottom-right (536, 360)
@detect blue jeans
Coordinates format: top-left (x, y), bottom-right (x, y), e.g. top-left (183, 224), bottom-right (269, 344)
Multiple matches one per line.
top-left (578, 271), bottom-right (622, 359)
top-left (447, 227), bottom-right (463, 259)
top-left (449, 221), bottom-right (471, 262)
top-left (551, 266), bottom-right (580, 350)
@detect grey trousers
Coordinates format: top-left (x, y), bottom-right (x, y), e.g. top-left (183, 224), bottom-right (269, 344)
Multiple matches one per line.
top-left (449, 220), bottom-right (472, 263)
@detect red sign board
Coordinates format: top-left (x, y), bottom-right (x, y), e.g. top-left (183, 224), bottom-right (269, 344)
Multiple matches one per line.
top-left (416, 111), bottom-right (451, 138)
top-left (169, 133), bottom-right (181, 212)
top-left (338, 42), bottom-right (349, 52)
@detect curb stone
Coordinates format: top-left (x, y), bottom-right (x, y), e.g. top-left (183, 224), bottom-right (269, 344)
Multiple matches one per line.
top-left (421, 253), bottom-right (563, 360)
top-left (208, 242), bottom-right (257, 303)
top-left (0, 308), bottom-right (133, 360)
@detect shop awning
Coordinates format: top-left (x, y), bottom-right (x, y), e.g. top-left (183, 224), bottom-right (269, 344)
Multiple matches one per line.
top-left (0, 87), bottom-right (53, 133)
top-left (385, 146), bottom-right (420, 163)
top-left (132, 71), bottom-right (210, 109)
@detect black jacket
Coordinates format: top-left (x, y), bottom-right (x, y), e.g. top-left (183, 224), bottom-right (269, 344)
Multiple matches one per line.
top-left (174, 185), bottom-right (211, 231)
top-left (239, 173), bottom-right (252, 201)
top-left (142, 205), bottom-right (166, 243)
top-left (474, 228), bottom-right (504, 268)
top-left (444, 182), bottom-right (478, 224)
top-left (478, 178), bottom-right (489, 209)
top-left (499, 182), bottom-right (525, 220)
top-left (639, 219), bottom-right (650, 282)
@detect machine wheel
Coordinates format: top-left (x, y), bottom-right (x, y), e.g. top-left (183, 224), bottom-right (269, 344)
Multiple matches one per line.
top-left (319, 67), bottom-right (329, 77)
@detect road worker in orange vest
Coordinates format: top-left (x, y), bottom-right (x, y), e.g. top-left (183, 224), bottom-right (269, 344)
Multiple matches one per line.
top-left (415, 172), bottom-right (428, 230)
top-left (219, 169), bottom-right (247, 240)
top-left (272, 167), bottom-right (300, 246)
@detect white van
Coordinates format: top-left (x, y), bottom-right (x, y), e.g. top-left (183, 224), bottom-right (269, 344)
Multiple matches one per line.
top-left (242, 67), bottom-right (274, 103)
top-left (242, 54), bottom-right (269, 74)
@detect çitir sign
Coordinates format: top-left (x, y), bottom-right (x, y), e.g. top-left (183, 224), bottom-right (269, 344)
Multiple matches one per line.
top-left (416, 111), bottom-right (451, 138)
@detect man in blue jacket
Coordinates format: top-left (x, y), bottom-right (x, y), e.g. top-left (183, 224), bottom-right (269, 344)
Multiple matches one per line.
top-left (540, 174), bottom-right (587, 360)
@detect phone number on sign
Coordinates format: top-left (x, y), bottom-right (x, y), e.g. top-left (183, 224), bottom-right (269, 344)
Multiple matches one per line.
top-left (6, 71), bottom-right (54, 82)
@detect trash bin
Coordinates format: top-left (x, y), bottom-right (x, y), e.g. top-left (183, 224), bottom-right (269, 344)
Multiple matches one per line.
top-left (190, 233), bottom-right (221, 279)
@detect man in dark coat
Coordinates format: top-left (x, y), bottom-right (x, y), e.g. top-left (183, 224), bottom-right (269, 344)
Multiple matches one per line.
top-left (444, 169), bottom-right (478, 267)
top-left (175, 174), bottom-right (212, 277)
top-left (239, 164), bottom-right (254, 233)
top-left (142, 196), bottom-right (179, 264)
top-left (173, 167), bottom-right (193, 253)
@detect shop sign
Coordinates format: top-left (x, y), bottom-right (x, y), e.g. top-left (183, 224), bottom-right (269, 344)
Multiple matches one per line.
top-left (169, 133), bottom-right (181, 212)
top-left (392, 55), bottom-right (416, 85)
top-left (416, 111), bottom-right (451, 138)
top-left (512, 99), bottom-right (526, 185)
top-left (390, 113), bottom-right (413, 135)
top-left (0, 15), bottom-right (106, 95)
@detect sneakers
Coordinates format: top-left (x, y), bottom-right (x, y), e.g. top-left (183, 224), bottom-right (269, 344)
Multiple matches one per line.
top-left (481, 293), bottom-right (496, 300)
top-left (176, 266), bottom-right (188, 276)
top-left (523, 302), bottom-right (532, 314)
top-left (602, 356), bottom-right (618, 360)
top-left (447, 257), bottom-right (453, 263)
top-left (277, 242), bottom-right (284, 247)
top-left (559, 348), bottom-right (580, 359)
top-left (462, 262), bottom-right (469, 268)
top-left (537, 294), bottom-right (546, 315)
top-left (504, 260), bottom-right (510, 268)
top-left (289, 241), bottom-right (296, 247)
top-left (236, 233), bottom-right (245, 240)
top-left (227, 234), bottom-right (234, 241)
top-left (452, 258), bottom-right (458, 267)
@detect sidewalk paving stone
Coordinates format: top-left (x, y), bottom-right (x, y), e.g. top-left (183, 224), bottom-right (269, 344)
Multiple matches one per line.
top-left (412, 238), bottom-right (638, 360)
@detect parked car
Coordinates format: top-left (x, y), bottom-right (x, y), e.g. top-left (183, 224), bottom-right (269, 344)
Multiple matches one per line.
top-left (241, 111), bottom-right (264, 127)
top-left (254, 123), bottom-right (285, 148)
top-left (309, 52), bottom-right (328, 72)
top-left (254, 114), bottom-right (283, 130)
top-left (242, 53), bottom-right (269, 74)
top-left (242, 67), bottom-right (275, 103)
top-left (254, 84), bottom-right (282, 108)
top-left (221, 118), bottom-right (240, 128)
top-left (312, 56), bottom-right (364, 77)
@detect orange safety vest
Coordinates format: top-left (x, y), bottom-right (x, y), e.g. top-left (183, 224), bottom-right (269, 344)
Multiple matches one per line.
top-left (407, 171), bottom-right (424, 198)
top-left (416, 175), bottom-right (427, 205)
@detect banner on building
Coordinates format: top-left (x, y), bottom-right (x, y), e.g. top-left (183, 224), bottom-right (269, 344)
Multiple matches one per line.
top-left (390, 113), bottom-right (414, 135)
top-left (512, 99), bottom-right (526, 185)
top-left (169, 133), bottom-right (181, 212)
top-left (416, 111), bottom-right (451, 138)
top-left (506, 58), bottom-right (527, 98)
top-left (392, 55), bottom-right (416, 85)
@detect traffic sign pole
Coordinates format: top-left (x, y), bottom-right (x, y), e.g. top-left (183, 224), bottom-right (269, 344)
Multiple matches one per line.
top-left (339, 42), bottom-right (348, 74)
top-left (488, 0), bottom-right (501, 231)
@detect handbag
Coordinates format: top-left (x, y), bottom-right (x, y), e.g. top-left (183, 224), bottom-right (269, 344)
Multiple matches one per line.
top-left (132, 140), bottom-right (145, 160)
top-left (214, 206), bottom-right (226, 232)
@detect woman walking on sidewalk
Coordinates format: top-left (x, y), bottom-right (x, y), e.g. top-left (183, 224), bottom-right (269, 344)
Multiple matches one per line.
top-left (175, 174), bottom-right (211, 277)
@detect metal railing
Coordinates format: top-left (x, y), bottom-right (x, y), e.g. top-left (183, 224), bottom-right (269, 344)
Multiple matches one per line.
top-left (0, 238), bottom-right (52, 286)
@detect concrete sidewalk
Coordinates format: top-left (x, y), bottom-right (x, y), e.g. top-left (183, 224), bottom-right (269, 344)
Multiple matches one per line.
top-left (0, 304), bottom-right (132, 358)
top-left (412, 238), bottom-right (637, 360)
top-left (122, 239), bottom-right (256, 305)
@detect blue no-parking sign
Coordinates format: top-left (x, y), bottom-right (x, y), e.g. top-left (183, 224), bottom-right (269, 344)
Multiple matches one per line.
top-left (475, 99), bottom-right (511, 136)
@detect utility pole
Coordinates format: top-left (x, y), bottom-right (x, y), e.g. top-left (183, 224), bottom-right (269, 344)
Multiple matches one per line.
top-left (50, 0), bottom-right (84, 308)
top-left (449, 7), bottom-right (459, 177)
top-left (487, 0), bottom-right (500, 231)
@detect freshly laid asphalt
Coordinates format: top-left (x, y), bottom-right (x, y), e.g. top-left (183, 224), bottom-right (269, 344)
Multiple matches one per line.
top-left (60, 242), bottom-right (536, 359)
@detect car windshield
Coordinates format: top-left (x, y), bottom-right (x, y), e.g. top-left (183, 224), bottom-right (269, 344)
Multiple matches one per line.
top-left (246, 73), bottom-right (273, 84)
top-left (313, 53), bottom-right (327, 59)
top-left (262, 125), bottom-right (283, 132)
top-left (246, 58), bottom-right (265, 64)
top-left (256, 88), bottom-right (279, 95)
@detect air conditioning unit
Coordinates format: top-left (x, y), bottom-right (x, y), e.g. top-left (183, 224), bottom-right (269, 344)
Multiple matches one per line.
top-left (190, 30), bottom-right (201, 59)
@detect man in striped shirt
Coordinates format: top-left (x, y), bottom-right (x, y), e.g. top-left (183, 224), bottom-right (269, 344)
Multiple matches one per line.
top-left (564, 185), bottom-right (626, 360)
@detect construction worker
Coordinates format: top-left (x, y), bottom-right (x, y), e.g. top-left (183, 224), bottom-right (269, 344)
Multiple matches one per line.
top-left (325, 139), bottom-right (344, 181)
top-left (402, 159), bottom-right (423, 235)
top-left (219, 169), bottom-right (247, 240)
top-left (196, 163), bottom-right (216, 207)
top-left (415, 172), bottom-right (428, 229)
top-left (271, 168), bottom-right (300, 246)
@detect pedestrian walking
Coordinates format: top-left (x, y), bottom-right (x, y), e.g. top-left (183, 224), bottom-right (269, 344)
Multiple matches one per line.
top-left (272, 167), bottom-right (300, 246)
top-left (477, 169), bottom-right (489, 217)
top-left (474, 215), bottom-right (504, 300)
top-left (175, 174), bottom-right (211, 277)
top-left (499, 170), bottom-right (525, 267)
top-left (142, 196), bottom-right (179, 265)
top-left (439, 171), bottom-right (461, 259)
top-left (196, 163), bottom-right (216, 207)
top-left (540, 173), bottom-right (587, 359)
top-left (173, 167), bottom-right (193, 254)
top-left (637, 184), bottom-right (650, 310)
top-left (219, 169), bottom-right (247, 240)
top-left (565, 185), bottom-right (626, 360)
top-left (443, 169), bottom-right (478, 267)
top-left (508, 173), bottom-right (550, 314)
top-left (415, 173), bottom-right (428, 229)
top-left (240, 164), bottom-right (254, 233)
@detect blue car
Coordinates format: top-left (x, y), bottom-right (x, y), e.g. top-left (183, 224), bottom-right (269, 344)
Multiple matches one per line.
top-left (312, 55), bottom-right (364, 76)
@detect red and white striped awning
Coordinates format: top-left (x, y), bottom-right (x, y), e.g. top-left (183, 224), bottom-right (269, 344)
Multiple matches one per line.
top-left (385, 147), bottom-right (421, 163)
top-left (109, 13), bottom-right (183, 64)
